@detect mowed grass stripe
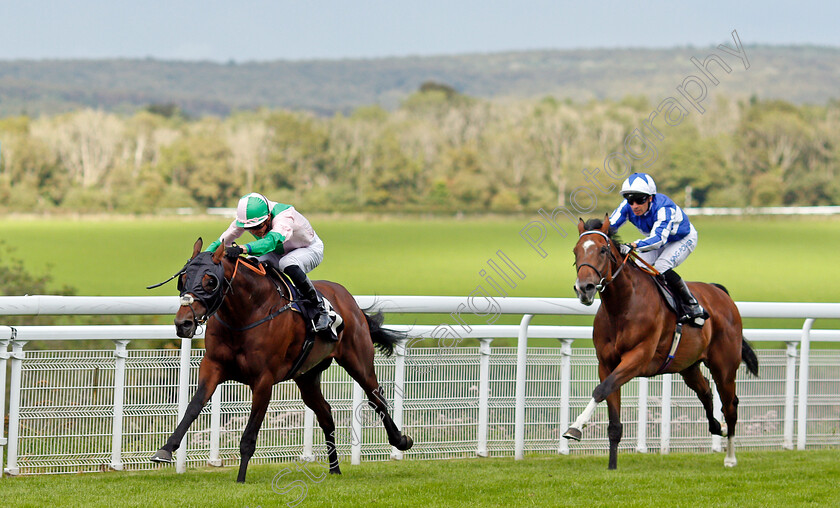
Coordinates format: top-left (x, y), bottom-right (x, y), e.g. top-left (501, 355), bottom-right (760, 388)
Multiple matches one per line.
top-left (4, 215), bottom-right (840, 335)
top-left (2, 450), bottom-right (839, 507)
top-left (5, 215), bottom-right (840, 298)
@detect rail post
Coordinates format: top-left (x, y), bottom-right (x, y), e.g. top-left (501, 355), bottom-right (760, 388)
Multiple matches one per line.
top-left (301, 408), bottom-right (316, 461)
top-left (351, 381), bottom-right (364, 465)
top-left (636, 377), bottom-right (648, 453)
top-left (557, 339), bottom-right (573, 455)
top-left (514, 314), bottom-right (533, 460)
top-left (175, 335), bottom-right (192, 473)
top-left (110, 340), bottom-right (130, 471)
top-left (208, 387), bottom-right (223, 467)
top-left (711, 386), bottom-right (722, 452)
top-left (476, 338), bottom-right (492, 457)
top-left (783, 341), bottom-right (798, 450)
top-left (4, 339), bottom-right (26, 476)
top-left (660, 373), bottom-right (672, 454)
top-left (390, 340), bottom-right (407, 460)
top-left (0, 331), bottom-right (11, 477)
top-left (797, 319), bottom-right (814, 450)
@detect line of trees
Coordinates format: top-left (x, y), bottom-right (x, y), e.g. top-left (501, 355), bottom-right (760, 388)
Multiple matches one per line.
top-left (2, 87), bottom-right (839, 214)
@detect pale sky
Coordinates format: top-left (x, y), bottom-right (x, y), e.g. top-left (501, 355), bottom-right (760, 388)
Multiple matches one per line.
top-left (0, 1), bottom-right (837, 62)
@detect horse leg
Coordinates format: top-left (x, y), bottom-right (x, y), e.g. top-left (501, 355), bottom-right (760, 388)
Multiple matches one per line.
top-left (710, 367), bottom-right (740, 467)
top-left (295, 362), bottom-right (341, 474)
top-left (237, 375), bottom-right (274, 483)
top-left (605, 385), bottom-right (622, 470)
top-left (337, 356), bottom-right (413, 451)
top-left (565, 348), bottom-right (647, 440)
top-left (680, 363), bottom-right (723, 436)
top-left (365, 384), bottom-right (413, 450)
top-left (152, 360), bottom-right (224, 463)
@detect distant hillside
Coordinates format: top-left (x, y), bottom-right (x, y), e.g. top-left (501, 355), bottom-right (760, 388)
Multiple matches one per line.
top-left (0, 45), bottom-right (838, 117)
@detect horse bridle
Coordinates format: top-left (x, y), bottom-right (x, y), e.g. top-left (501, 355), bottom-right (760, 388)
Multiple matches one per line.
top-left (185, 257), bottom-right (296, 332)
top-left (179, 274), bottom-right (232, 328)
top-left (576, 230), bottom-right (629, 292)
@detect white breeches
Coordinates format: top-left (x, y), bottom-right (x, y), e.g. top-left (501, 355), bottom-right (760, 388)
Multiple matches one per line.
top-left (636, 225), bottom-right (698, 273)
top-left (258, 232), bottom-right (324, 273)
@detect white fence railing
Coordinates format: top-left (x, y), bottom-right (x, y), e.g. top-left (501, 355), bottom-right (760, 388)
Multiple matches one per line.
top-left (2, 296), bottom-right (839, 476)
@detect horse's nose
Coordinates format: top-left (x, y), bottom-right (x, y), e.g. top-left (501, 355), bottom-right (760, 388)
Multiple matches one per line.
top-left (574, 279), bottom-right (596, 305)
top-left (175, 318), bottom-right (196, 338)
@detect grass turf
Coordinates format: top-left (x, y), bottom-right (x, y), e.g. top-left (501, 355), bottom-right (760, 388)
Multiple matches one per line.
top-left (1, 450), bottom-right (838, 507)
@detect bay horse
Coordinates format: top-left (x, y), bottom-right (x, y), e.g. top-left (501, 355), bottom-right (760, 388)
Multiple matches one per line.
top-left (563, 217), bottom-right (758, 469)
top-left (150, 238), bottom-right (413, 482)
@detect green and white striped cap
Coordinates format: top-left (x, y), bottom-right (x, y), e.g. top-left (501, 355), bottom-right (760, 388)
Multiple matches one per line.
top-left (235, 193), bottom-right (270, 228)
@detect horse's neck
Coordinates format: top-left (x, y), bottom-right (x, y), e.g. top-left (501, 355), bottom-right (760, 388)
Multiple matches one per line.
top-left (221, 270), bottom-right (278, 317)
top-left (600, 260), bottom-right (654, 316)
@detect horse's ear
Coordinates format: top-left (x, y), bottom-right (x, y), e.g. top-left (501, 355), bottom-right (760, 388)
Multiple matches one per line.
top-left (192, 237), bottom-right (203, 258)
top-left (601, 215), bottom-right (610, 233)
top-left (211, 242), bottom-right (225, 264)
top-left (577, 218), bottom-right (585, 234)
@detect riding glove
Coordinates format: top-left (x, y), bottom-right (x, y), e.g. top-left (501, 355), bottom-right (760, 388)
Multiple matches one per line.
top-left (225, 245), bottom-right (245, 259)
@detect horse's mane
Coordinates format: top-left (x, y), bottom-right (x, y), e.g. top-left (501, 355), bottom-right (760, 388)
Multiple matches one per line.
top-left (582, 218), bottom-right (623, 244)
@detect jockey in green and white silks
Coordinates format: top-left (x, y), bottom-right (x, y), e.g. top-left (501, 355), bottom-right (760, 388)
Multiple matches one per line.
top-left (608, 173), bottom-right (707, 326)
top-left (207, 192), bottom-right (332, 334)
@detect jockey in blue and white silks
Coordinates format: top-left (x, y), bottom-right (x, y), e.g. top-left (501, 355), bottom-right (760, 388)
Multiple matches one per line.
top-left (609, 188), bottom-right (693, 254)
top-left (608, 173), bottom-right (707, 326)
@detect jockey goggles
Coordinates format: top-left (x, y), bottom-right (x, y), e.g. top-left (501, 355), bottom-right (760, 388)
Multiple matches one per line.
top-left (625, 193), bottom-right (650, 205)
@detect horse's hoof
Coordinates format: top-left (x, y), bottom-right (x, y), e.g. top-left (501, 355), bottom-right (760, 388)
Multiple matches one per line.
top-left (563, 427), bottom-right (582, 441)
top-left (150, 449), bottom-right (173, 463)
top-left (397, 435), bottom-right (414, 451)
top-left (329, 468), bottom-right (342, 475)
top-left (724, 457), bottom-right (737, 468)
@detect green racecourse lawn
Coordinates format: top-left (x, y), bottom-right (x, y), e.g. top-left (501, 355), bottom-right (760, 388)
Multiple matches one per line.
top-left (3, 214), bottom-right (840, 340)
top-left (2, 450), bottom-right (839, 507)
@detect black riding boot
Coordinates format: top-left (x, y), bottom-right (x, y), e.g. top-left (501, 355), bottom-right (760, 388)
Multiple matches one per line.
top-left (663, 269), bottom-right (707, 327)
top-left (284, 265), bottom-right (332, 336)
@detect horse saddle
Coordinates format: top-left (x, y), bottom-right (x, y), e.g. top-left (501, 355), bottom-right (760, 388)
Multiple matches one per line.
top-left (651, 275), bottom-right (682, 319)
top-left (262, 263), bottom-right (345, 341)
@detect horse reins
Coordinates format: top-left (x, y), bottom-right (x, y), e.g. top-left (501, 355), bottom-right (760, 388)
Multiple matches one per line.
top-left (212, 258), bottom-right (294, 332)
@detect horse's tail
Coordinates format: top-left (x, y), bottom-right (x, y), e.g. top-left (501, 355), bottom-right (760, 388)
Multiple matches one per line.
top-left (741, 337), bottom-right (759, 377)
top-left (713, 282), bottom-right (758, 376)
top-left (714, 282), bottom-right (759, 375)
top-left (363, 310), bottom-right (407, 357)
top-left (711, 282), bottom-right (730, 295)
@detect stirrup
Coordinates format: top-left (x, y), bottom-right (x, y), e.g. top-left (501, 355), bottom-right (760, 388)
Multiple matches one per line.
top-left (680, 305), bottom-right (708, 327)
top-left (312, 306), bottom-right (332, 335)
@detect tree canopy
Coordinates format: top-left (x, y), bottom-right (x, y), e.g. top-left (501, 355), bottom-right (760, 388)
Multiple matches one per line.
top-left (2, 92), bottom-right (838, 215)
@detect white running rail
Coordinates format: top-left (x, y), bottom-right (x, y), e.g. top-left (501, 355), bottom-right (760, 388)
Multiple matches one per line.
top-left (1, 296), bottom-right (839, 476)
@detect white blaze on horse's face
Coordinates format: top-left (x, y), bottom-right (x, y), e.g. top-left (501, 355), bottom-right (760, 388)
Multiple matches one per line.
top-left (582, 239), bottom-right (595, 253)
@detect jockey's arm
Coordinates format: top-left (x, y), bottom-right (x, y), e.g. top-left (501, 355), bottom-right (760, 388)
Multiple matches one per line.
top-left (608, 202), bottom-right (629, 229)
top-left (241, 231), bottom-right (286, 256)
top-left (206, 221), bottom-right (244, 252)
top-left (634, 208), bottom-right (674, 252)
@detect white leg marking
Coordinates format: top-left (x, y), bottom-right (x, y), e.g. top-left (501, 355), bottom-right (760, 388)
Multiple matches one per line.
top-left (724, 436), bottom-right (737, 467)
top-left (570, 398), bottom-right (599, 430)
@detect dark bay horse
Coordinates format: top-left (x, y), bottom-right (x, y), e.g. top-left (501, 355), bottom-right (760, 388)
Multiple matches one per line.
top-left (563, 217), bottom-right (758, 469)
top-left (150, 238), bottom-right (413, 482)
